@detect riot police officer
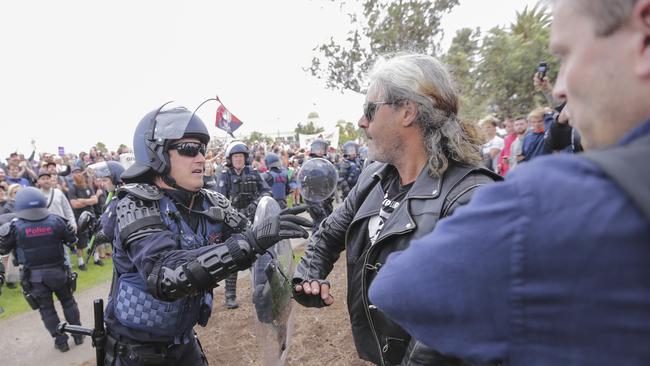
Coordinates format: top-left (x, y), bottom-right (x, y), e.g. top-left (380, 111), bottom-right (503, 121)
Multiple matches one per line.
top-left (104, 103), bottom-right (309, 365)
top-left (90, 161), bottom-right (125, 256)
top-left (338, 141), bottom-right (362, 200)
top-left (262, 152), bottom-right (291, 209)
top-left (305, 138), bottom-right (334, 232)
top-left (358, 146), bottom-right (369, 167)
top-left (216, 141), bottom-right (271, 309)
top-left (0, 187), bottom-right (83, 352)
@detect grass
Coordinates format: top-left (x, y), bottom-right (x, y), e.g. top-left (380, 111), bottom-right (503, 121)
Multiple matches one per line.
top-left (0, 255), bottom-right (114, 320)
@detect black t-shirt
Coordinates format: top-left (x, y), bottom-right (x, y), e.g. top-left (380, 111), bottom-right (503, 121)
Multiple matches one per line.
top-left (68, 184), bottom-right (96, 220)
top-left (367, 173), bottom-right (414, 245)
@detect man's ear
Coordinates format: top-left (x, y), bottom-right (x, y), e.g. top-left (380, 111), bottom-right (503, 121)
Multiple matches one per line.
top-left (633, 0), bottom-right (650, 78)
top-left (401, 101), bottom-right (418, 127)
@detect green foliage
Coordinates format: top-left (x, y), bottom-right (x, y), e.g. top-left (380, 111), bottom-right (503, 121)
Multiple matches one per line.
top-left (442, 27), bottom-right (486, 120)
top-left (337, 120), bottom-right (359, 145)
top-left (474, 5), bottom-right (557, 117)
top-left (309, 0), bottom-right (459, 92)
top-left (294, 121), bottom-right (325, 135)
top-left (0, 256), bottom-right (114, 320)
top-left (311, 2), bottom-right (558, 120)
top-left (95, 142), bottom-right (108, 154)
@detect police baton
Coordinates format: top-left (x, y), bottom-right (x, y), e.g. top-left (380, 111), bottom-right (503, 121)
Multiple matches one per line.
top-left (57, 299), bottom-right (106, 366)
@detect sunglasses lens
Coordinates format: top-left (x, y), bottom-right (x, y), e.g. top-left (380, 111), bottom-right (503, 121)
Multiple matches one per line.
top-left (364, 103), bottom-right (376, 121)
top-left (174, 143), bottom-right (206, 157)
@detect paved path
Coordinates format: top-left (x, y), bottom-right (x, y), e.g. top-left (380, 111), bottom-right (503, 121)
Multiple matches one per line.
top-left (0, 281), bottom-right (110, 366)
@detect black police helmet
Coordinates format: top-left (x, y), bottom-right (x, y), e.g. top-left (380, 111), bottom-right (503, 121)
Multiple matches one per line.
top-left (121, 103), bottom-right (210, 182)
top-left (14, 187), bottom-right (49, 221)
top-left (225, 141), bottom-right (250, 166)
top-left (342, 141), bottom-right (359, 158)
top-left (264, 152), bottom-right (282, 169)
top-left (91, 161), bottom-right (125, 186)
top-left (310, 138), bottom-right (328, 157)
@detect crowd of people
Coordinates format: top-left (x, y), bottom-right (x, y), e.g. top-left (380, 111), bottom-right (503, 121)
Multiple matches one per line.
top-left (1, 0), bottom-right (649, 365)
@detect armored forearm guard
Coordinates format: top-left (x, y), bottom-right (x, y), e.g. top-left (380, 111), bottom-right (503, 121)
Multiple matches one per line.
top-left (153, 235), bottom-right (257, 301)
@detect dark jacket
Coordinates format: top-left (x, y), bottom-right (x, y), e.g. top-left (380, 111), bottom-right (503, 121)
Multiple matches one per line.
top-left (294, 160), bottom-right (500, 365)
top-left (368, 119), bottom-right (650, 366)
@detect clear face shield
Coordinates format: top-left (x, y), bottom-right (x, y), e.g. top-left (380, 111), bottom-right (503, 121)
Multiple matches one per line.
top-left (298, 158), bottom-right (339, 202)
top-left (88, 162), bottom-right (112, 180)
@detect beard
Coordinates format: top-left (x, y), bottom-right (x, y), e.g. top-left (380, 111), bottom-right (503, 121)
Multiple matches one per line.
top-left (364, 131), bottom-right (401, 164)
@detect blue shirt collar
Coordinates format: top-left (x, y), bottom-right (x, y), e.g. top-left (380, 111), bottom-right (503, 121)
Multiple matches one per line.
top-left (619, 117), bottom-right (650, 146)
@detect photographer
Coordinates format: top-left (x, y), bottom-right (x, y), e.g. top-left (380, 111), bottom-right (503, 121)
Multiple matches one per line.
top-left (534, 69), bottom-right (583, 153)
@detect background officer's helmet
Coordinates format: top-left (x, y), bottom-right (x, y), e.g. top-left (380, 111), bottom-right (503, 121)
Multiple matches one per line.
top-left (14, 187), bottom-right (50, 220)
top-left (309, 138), bottom-right (328, 157)
top-left (264, 153), bottom-right (282, 169)
top-left (225, 141), bottom-right (251, 167)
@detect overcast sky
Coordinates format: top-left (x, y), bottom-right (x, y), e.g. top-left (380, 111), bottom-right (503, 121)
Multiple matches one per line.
top-left (0, 0), bottom-right (540, 158)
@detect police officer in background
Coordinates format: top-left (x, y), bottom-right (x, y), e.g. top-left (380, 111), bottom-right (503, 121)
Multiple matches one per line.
top-left (91, 161), bottom-right (125, 254)
top-left (305, 138), bottom-right (334, 231)
top-left (0, 187), bottom-right (83, 352)
top-left (338, 141), bottom-right (362, 200)
top-left (262, 152), bottom-right (291, 209)
top-left (358, 146), bottom-right (369, 167)
top-left (217, 140), bottom-right (271, 309)
top-left (105, 104), bottom-right (309, 365)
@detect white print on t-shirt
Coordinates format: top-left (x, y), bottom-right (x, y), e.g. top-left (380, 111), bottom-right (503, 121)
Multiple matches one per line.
top-left (368, 195), bottom-right (401, 245)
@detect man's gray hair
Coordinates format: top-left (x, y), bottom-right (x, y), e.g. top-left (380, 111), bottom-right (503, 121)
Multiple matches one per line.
top-left (368, 53), bottom-right (482, 177)
top-left (554, 0), bottom-right (637, 36)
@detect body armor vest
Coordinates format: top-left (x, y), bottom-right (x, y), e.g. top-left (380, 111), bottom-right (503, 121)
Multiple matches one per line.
top-left (229, 168), bottom-right (260, 209)
top-left (268, 169), bottom-right (288, 201)
top-left (111, 195), bottom-right (221, 338)
top-left (14, 216), bottom-right (66, 269)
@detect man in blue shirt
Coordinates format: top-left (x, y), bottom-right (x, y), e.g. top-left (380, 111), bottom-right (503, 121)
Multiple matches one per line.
top-left (369, 1), bottom-right (650, 365)
top-left (521, 107), bottom-right (548, 162)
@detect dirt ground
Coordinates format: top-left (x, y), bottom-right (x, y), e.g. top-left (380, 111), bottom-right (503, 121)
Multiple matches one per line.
top-left (197, 256), bottom-right (372, 366)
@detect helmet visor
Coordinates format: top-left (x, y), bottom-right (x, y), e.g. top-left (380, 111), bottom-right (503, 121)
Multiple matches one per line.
top-left (152, 107), bottom-right (195, 141)
top-left (88, 162), bottom-right (111, 179)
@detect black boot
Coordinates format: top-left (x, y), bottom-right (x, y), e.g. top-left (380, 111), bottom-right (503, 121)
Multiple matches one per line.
top-left (55, 340), bottom-right (70, 353)
top-left (73, 335), bottom-right (85, 345)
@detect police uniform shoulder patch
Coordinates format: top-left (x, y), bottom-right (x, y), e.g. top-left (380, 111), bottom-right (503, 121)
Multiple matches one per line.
top-left (117, 183), bottom-right (164, 201)
top-left (201, 189), bottom-right (230, 209)
top-left (115, 192), bottom-right (164, 243)
top-left (0, 222), bottom-right (13, 237)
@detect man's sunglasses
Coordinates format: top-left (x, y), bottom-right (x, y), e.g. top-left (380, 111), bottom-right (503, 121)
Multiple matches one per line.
top-left (363, 101), bottom-right (397, 122)
top-left (169, 142), bottom-right (207, 157)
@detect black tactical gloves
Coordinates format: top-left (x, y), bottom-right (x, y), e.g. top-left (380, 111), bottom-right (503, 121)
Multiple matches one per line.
top-left (245, 214), bottom-right (311, 253)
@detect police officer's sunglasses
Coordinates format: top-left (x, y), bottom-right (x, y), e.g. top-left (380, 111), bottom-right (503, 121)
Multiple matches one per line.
top-left (169, 142), bottom-right (207, 157)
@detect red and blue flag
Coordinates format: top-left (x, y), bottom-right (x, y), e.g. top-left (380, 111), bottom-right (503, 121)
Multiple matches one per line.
top-left (215, 98), bottom-right (243, 137)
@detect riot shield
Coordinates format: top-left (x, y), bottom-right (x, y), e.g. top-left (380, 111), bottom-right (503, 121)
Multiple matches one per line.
top-left (297, 158), bottom-right (338, 202)
top-left (250, 196), bottom-right (295, 366)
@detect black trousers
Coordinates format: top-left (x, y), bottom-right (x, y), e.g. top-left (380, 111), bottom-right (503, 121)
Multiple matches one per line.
top-left (106, 332), bottom-right (208, 366)
top-left (30, 273), bottom-right (81, 345)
